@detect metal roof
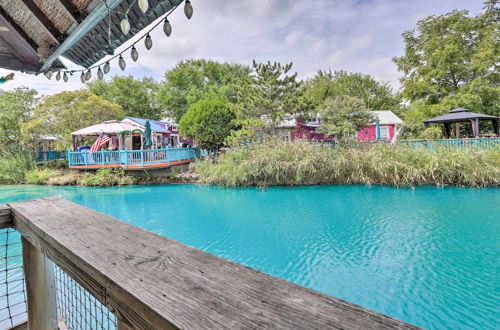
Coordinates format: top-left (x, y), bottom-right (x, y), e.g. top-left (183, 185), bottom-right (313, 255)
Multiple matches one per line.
top-left (371, 111), bottom-right (403, 125)
top-left (423, 108), bottom-right (500, 124)
top-left (122, 116), bottom-right (171, 133)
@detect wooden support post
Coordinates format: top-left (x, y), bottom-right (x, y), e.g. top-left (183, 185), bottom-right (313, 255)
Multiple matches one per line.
top-left (22, 237), bottom-right (58, 330)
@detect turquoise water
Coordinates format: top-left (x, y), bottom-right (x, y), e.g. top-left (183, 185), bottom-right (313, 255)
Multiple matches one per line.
top-left (1, 184), bottom-right (499, 329)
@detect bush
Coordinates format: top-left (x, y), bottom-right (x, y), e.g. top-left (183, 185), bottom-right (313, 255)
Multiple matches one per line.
top-left (420, 126), bottom-right (443, 139)
top-left (78, 168), bottom-right (137, 187)
top-left (195, 140), bottom-right (500, 188)
top-left (0, 153), bottom-right (34, 184)
top-left (25, 168), bottom-right (60, 184)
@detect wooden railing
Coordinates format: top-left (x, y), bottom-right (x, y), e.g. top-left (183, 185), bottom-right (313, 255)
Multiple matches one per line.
top-left (0, 197), bottom-right (419, 329)
top-left (67, 148), bottom-right (199, 169)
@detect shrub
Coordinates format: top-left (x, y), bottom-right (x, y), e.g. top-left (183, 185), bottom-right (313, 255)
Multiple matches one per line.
top-left (25, 168), bottom-right (61, 184)
top-left (420, 126), bottom-right (443, 139)
top-left (0, 153), bottom-right (34, 184)
top-left (78, 168), bottom-right (136, 187)
top-left (195, 140), bottom-right (500, 188)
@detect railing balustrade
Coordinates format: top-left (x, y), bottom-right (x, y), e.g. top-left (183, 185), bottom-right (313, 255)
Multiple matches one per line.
top-left (0, 198), bottom-right (419, 330)
top-left (34, 151), bottom-right (66, 163)
top-left (67, 148), bottom-right (199, 169)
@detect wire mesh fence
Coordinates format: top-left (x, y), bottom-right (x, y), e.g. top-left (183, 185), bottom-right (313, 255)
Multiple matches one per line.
top-left (0, 228), bottom-right (27, 329)
top-left (55, 266), bottom-right (117, 330)
top-left (0, 227), bottom-right (116, 330)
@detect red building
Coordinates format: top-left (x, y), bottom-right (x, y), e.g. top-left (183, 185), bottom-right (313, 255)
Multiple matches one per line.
top-left (357, 111), bottom-right (403, 141)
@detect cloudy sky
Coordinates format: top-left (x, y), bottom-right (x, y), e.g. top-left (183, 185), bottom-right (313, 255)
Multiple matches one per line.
top-left (0, 0), bottom-right (484, 96)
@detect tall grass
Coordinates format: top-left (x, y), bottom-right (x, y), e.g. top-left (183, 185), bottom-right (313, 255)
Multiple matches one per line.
top-left (195, 140), bottom-right (500, 188)
top-left (0, 153), bottom-right (35, 184)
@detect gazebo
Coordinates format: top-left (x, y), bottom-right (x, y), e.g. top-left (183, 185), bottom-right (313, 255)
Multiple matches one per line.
top-left (423, 108), bottom-right (500, 138)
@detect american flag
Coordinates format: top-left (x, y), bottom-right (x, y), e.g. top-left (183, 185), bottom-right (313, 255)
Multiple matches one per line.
top-left (90, 133), bottom-right (111, 153)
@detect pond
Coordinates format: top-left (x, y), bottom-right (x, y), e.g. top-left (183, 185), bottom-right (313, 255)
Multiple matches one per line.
top-left (0, 184), bottom-right (499, 329)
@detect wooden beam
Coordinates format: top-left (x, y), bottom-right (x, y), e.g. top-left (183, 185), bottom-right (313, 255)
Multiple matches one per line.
top-left (9, 197), bottom-right (419, 329)
top-left (58, 0), bottom-right (86, 24)
top-left (0, 204), bottom-right (12, 229)
top-left (22, 237), bottom-right (58, 330)
top-left (21, 0), bottom-right (66, 43)
top-left (0, 7), bottom-right (40, 66)
top-left (40, 0), bottom-right (123, 72)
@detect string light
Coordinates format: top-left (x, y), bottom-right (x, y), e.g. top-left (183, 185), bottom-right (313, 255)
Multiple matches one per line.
top-left (120, 18), bottom-right (130, 35)
top-left (97, 67), bottom-right (104, 80)
top-left (131, 46), bottom-right (138, 62)
top-left (45, 0), bottom-right (193, 82)
top-left (119, 55), bottom-right (126, 70)
top-left (145, 34), bottom-right (153, 50)
top-left (163, 18), bottom-right (172, 37)
top-left (103, 61), bottom-right (110, 74)
top-left (138, 0), bottom-right (149, 14)
top-left (184, 0), bottom-right (193, 19)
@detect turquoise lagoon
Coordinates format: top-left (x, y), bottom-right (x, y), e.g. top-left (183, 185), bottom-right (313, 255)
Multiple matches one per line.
top-left (0, 184), bottom-right (498, 329)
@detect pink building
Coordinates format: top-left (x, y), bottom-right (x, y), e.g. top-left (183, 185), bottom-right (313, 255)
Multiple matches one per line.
top-left (357, 111), bottom-right (403, 141)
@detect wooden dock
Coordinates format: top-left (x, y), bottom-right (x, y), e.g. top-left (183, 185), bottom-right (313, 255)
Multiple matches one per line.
top-left (2, 198), bottom-right (420, 329)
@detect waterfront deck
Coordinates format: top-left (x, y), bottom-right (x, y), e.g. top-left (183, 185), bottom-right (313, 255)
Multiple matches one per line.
top-left (0, 198), bottom-right (419, 329)
top-left (68, 148), bottom-right (199, 170)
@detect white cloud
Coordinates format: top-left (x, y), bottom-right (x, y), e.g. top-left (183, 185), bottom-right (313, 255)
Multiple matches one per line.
top-left (0, 0), bottom-right (484, 95)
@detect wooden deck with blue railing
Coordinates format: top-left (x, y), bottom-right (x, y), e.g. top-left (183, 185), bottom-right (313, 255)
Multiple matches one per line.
top-left (68, 148), bottom-right (200, 170)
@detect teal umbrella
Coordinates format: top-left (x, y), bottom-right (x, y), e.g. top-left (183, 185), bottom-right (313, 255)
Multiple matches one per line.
top-left (144, 120), bottom-right (153, 148)
top-left (375, 121), bottom-right (381, 140)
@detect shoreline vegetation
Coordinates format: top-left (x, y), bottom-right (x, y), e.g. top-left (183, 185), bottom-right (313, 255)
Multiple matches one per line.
top-left (1, 141), bottom-right (499, 188)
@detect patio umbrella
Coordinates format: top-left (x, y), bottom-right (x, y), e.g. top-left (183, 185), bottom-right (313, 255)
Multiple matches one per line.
top-left (144, 120), bottom-right (153, 148)
top-left (375, 121), bottom-right (381, 140)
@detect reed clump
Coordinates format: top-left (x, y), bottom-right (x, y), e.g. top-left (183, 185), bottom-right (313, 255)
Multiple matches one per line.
top-left (195, 140), bottom-right (500, 188)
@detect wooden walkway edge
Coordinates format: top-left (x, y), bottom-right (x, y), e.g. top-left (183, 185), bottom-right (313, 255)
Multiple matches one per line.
top-left (7, 197), bottom-right (420, 329)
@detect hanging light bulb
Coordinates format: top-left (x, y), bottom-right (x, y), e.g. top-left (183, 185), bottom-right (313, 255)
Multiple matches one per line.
top-left (144, 34), bottom-right (153, 50)
top-left (103, 61), bottom-right (110, 74)
top-left (184, 0), bottom-right (193, 19)
top-left (120, 18), bottom-right (130, 35)
top-left (97, 67), bottom-right (104, 80)
top-left (131, 46), bottom-right (138, 62)
top-left (63, 72), bottom-right (68, 82)
top-left (45, 70), bottom-right (53, 80)
top-left (118, 55), bottom-right (126, 70)
top-left (163, 18), bottom-right (172, 37)
top-left (55, 71), bottom-right (61, 81)
top-left (85, 69), bottom-right (92, 81)
top-left (80, 72), bottom-right (85, 83)
top-left (138, 0), bottom-right (149, 13)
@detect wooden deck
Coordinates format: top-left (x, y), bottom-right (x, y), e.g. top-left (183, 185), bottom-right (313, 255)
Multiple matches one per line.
top-left (5, 197), bottom-right (420, 329)
top-left (69, 159), bottom-right (193, 170)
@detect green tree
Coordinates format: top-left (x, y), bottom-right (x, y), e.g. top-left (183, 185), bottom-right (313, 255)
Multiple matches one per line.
top-left (87, 76), bottom-right (161, 119)
top-left (22, 90), bottom-right (124, 149)
top-left (157, 59), bottom-right (251, 121)
top-left (393, 3), bottom-right (500, 134)
top-left (0, 87), bottom-right (39, 153)
top-left (305, 70), bottom-right (402, 114)
top-left (317, 96), bottom-right (373, 140)
top-left (179, 96), bottom-right (236, 152)
top-left (250, 60), bottom-right (309, 126)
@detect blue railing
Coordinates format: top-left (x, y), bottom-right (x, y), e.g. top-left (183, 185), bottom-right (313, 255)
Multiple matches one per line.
top-left (67, 148), bottom-right (200, 168)
top-left (34, 151), bottom-right (66, 162)
top-left (398, 137), bottom-right (500, 150)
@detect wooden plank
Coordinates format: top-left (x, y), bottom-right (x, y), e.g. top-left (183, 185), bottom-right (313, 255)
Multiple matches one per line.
top-left (22, 237), bottom-right (58, 330)
top-left (9, 197), bottom-right (420, 330)
top-left (20, 0), bottom-right (66, 43)
top-left (0, 204), bottom-right (12, 229)
top-left (58, 0), bottom-right (86, 24)
top-left (0, 7), bottom-right (40, 67)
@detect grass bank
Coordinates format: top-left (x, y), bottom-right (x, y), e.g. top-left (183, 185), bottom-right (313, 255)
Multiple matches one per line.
top-left (195, 140), bottom-right (500, 188)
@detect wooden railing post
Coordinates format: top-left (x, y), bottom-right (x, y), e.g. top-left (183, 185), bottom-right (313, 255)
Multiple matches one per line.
top-left (22, 237), bottom-right (58, 330)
